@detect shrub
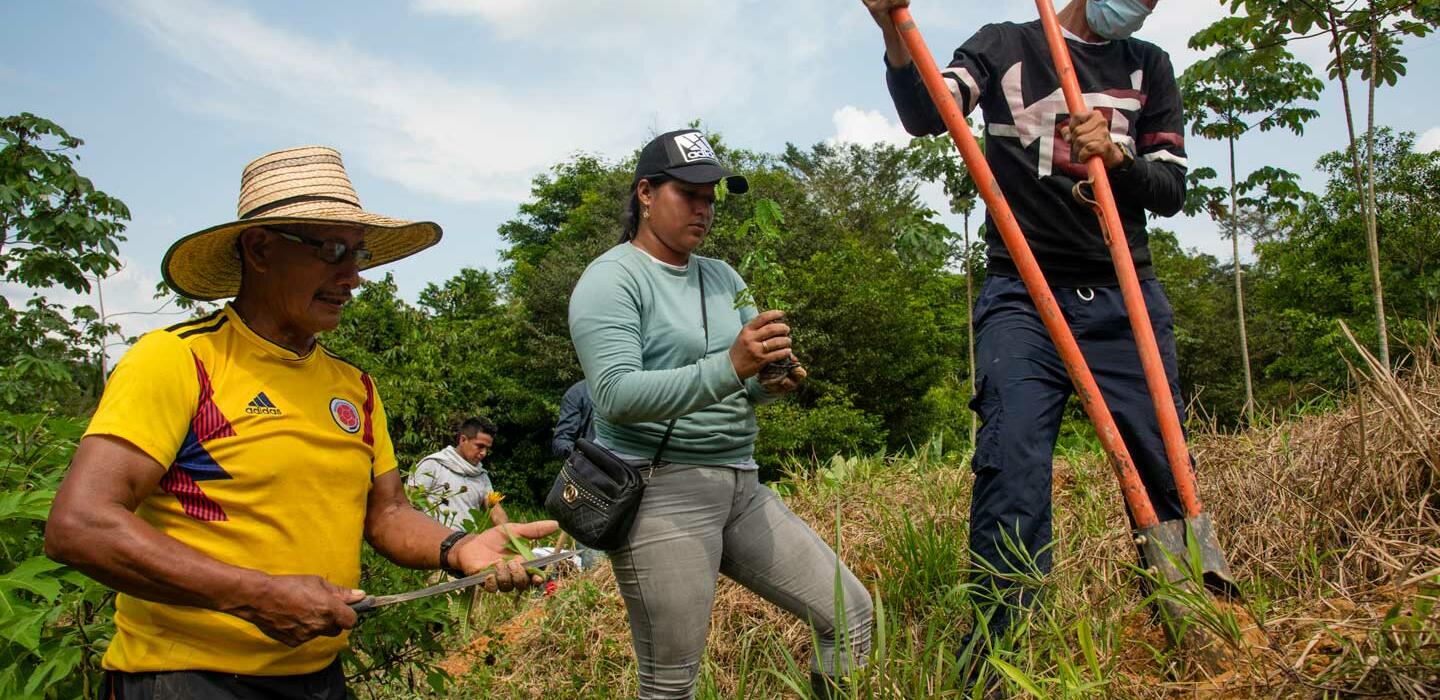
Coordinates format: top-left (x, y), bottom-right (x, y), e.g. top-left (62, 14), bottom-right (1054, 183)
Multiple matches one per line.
top-left (0, 413), bottom-right (111, 699)
top-left (752, 395), bottom-right (886, 481)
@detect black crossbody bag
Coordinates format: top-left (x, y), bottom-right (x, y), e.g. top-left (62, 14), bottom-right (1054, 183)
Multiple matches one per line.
top-left (545, 266), bottom-right (709, 551)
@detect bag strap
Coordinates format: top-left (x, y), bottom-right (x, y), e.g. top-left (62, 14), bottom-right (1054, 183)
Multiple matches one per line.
top-left (649, 264), bottom-right (709, 471)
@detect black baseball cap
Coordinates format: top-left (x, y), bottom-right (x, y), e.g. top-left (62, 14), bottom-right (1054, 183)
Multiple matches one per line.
top-left (632, 129), bottom-right (749, 194)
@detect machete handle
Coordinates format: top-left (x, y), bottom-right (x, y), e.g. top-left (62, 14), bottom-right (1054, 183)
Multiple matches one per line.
top-left (350, 596), bottom-right (378, 614)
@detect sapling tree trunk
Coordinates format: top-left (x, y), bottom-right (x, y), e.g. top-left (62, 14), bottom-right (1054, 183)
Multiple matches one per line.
top-left (1326, 5), bottom-right (1389, 369)
top-left (1228, 133), bottom-right (1256, 424)
top-left (1364, 9), bottom-right (1390, 369)
top-left (963, 210), bottom-right (976, 445)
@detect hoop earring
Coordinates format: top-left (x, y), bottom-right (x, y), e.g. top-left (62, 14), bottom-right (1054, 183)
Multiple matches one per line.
top-left (642, 207), bottom-right (650, 219)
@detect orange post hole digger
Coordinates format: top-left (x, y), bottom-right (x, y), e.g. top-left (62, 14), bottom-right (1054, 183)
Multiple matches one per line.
top-left (890, 3), bottom-right (1243, 663)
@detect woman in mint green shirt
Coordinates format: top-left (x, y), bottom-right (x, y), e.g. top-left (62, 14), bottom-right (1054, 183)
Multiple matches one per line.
top-left (569, 130), bottom-right (872, 699)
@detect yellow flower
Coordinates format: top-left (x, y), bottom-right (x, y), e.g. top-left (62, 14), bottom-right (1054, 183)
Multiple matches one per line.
top-left (485, 491), bottom-right (506, 508)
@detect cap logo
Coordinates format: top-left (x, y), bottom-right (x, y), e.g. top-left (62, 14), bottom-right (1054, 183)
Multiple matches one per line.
top-left (673, 132), bottom-right (718, 164)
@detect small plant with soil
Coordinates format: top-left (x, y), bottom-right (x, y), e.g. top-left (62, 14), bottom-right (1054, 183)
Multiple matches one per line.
top-left (728, 194), bottom-right (803, 382)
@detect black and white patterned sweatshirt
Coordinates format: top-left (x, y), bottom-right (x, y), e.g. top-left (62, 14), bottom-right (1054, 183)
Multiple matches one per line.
top-left (887, 20), bottom-right (1188, 287)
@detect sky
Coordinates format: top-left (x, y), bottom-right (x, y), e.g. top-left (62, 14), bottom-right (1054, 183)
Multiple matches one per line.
top-left (3, 0), bottom-right (1438, 351)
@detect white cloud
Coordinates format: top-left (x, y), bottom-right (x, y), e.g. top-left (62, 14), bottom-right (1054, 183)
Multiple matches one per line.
top-left (89, 259), bottom-right (194, 344)
top-left (410, 0), bottom-right (725, 49)
top-left (404, 0), bottom-right (846, 139)
top-left (1419, 127), bottom-right (1440, 153)
top-left (830, 106), bottom-right (912, 147)
top-left (820, 109), bottom-right (981, 247)
top-left (116, 0), bottom-right (847, 205)
top-left (120, 0), bottom-right (617, 203)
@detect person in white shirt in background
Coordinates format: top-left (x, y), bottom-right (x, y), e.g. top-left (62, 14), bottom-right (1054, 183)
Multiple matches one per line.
top-left (407, 416), bottom-right (508, 527)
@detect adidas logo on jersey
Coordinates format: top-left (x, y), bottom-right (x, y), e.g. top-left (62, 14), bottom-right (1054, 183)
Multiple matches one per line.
top-left (245, 392), bottom-right (282, 415)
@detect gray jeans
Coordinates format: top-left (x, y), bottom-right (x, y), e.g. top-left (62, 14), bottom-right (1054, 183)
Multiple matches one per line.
top-left (611, 463), bottom-right (873, 699)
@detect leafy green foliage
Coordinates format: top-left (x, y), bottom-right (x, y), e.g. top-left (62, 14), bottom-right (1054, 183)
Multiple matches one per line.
top-left (1180, 14), bottom-right (1321, 225)
top-left (0, 297), bottom-right (111, 413)
top-left (731, 198), bottom-right (791, 311)
top-left (0, 413), bottom-right (112, 700)
top-left (751, 396), bottom-right (886, 478)
top-left (1153, 129), bottom-right (1439, 418)
top-left (342, 539), bottom-right (458, 694)
top-left (1229, 0), bottom-right (1439, 366)
top-left (0, 114), bottom-right (129, 414)
top-left (1251, 129), bottom-right (1440, 393)
top-left (1184, 16), bottom-right (1322, 143)
top-left (323, 272), bottom-right (559, 502)
top-left (0, 114), bottom-right (128, 294)
top-left (1149, 229), bottom-right (1246, 421)
top-left (1181, 15), bottom-right (1324, 419)
top-left (904, 133), bottom-right (979, 222)
top-left (1228, 0), bottom-right (1438, 86)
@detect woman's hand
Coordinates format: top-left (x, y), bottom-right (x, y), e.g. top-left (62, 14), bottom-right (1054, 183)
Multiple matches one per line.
top-left (730, 311), bottom-right (795, 380)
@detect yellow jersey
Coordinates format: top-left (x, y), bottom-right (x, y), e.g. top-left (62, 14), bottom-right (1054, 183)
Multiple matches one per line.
top-left (84, 304), bottom-right (398, 675)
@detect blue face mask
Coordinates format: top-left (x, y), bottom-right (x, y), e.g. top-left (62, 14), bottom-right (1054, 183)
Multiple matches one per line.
top-left (1085, 0), bottom-right (1153, 40)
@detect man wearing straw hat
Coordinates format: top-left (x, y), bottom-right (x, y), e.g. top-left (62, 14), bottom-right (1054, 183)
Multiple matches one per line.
top-left (45, 146), bottom-right (557, 698)
top-left (861, 0), bottom-right (1187, 668)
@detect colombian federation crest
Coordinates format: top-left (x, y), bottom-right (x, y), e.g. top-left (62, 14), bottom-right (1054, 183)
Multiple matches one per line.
top-left (330, 397), bottom-right (362, 434)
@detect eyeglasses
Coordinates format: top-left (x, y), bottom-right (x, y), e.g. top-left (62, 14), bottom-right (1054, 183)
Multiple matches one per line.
top-left (267, 227), bottom-right (373, 266)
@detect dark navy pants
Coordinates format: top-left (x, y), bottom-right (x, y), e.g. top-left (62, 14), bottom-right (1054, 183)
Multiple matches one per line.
top-left (967, 275), bottom-right (1187, 631)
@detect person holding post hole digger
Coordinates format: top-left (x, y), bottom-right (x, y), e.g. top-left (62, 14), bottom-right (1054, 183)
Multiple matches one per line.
top-left (861, 0), bottom-right (1190, 659)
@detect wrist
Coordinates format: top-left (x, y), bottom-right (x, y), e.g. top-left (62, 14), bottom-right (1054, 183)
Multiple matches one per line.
top-left (727, 347), bottom-right (755, 382)
top-left (221, 570), bottom-right (272, 620)
top-left (1107, 141), bottom-right (1135, 171)
top-left (438, 531), bottom-right (469, 577)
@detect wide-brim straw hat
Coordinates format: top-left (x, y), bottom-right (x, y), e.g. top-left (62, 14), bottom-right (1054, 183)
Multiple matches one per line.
top-left (163, 146), bottom-right (442, 300)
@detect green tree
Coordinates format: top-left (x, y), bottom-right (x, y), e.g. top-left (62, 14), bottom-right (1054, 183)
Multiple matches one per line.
top-left (1181, 17), bottom-right (1321, 422)
top-left (0, 299), bottom-right (112, 412)
top-left (0, 114), bottom-right (127, 294)
top-left (907, 133), bottom-right (983, 442)
top-left (0, 114), bottom-right (129, 411)
top-left (1227, 0), bottom-right (1439, 367)
top-left (1147, 229), bottom-right (1246, 423)
top-left (0, 414), bottom-right (115, 699)
top-left (324, 272), bottom-right (562, 500)
top-left (1251, 129), bottom-right (1440, 396)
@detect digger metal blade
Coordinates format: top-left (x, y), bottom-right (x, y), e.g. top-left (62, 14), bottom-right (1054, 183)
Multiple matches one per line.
top-left (1135, 513), bottom-right (1264, 674)
top-left (1135, 513), bottom-right (1236, 594)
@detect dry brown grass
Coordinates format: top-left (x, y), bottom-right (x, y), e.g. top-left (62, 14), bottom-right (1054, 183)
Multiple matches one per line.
top-left (1191, 328), bottom-right (1440, 698)
top-left (428, 334), bottom-right (1439, 699)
